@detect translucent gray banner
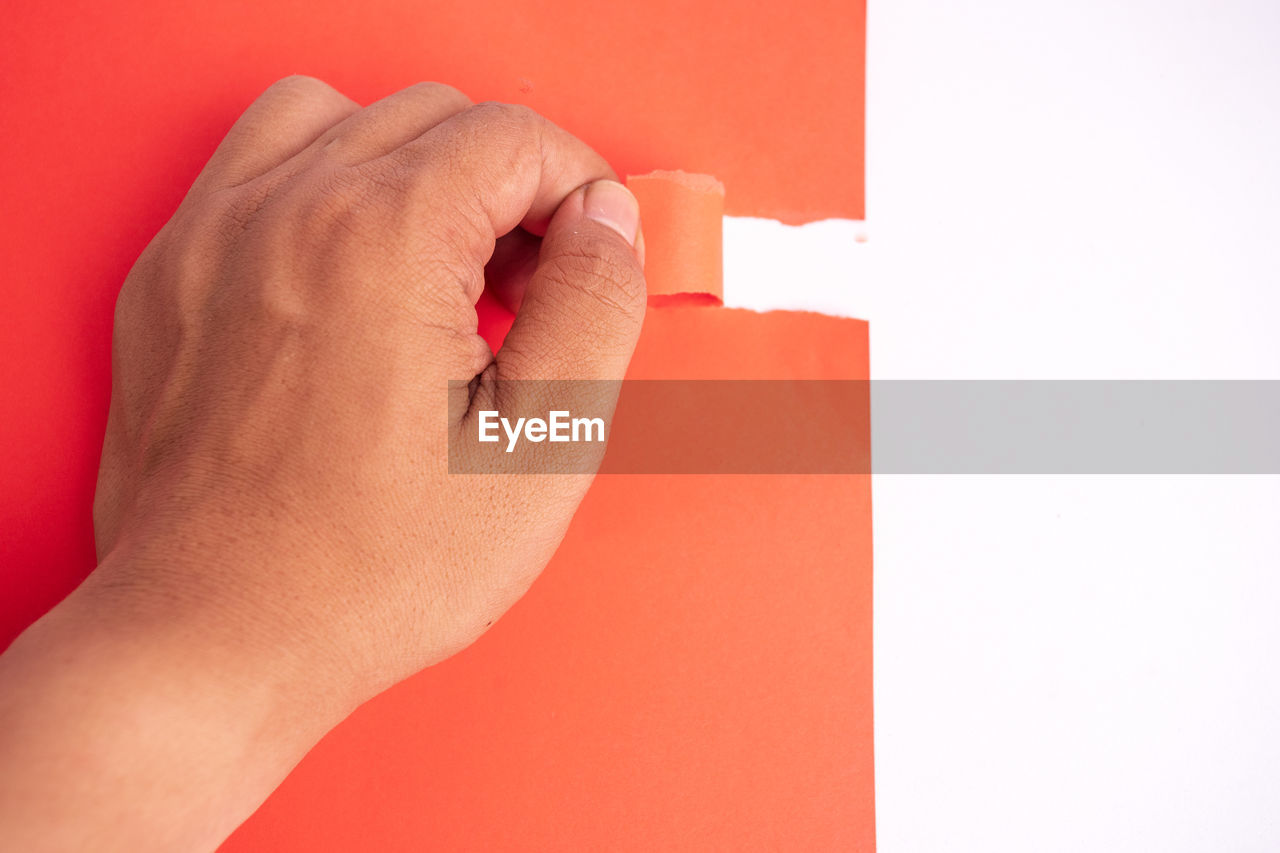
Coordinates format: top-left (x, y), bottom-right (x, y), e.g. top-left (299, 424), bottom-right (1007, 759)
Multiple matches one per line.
top-left (871, 380), bottom-right (1280, 473)
top-left (447, 380), bottom-right (1280, 474)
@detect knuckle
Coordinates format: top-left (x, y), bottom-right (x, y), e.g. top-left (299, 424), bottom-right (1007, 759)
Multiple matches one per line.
top-left (265, 74), bottom-right (341, 105)
top-left (408, 81), bottom-right (473, 109)
top-left (449, 102), bottom-right (545, 198)
top-left (470, 100), bottom-right (539, 133)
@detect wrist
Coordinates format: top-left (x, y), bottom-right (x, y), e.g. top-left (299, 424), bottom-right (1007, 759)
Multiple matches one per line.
top-left (0, 551), bottom-right (351, 851)
top-left (87, 529), bottom-right (377, 712)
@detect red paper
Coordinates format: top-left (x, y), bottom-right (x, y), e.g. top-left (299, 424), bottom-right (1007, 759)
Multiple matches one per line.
top-left (223, 304), bottom-right (875, 851)
top-left (0, 2), bottom-right (872, 848)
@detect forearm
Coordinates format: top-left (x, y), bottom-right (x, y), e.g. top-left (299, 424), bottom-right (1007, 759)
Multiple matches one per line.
top-left (0, 556), bottom-right (346, 852)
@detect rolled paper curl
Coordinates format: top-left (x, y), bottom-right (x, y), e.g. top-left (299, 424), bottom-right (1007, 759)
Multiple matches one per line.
top-left (626, 170), bottom-right (724, 305)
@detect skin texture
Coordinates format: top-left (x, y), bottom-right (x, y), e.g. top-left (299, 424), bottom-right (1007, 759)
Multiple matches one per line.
top-left (0, 77), bottom-right (646, 852)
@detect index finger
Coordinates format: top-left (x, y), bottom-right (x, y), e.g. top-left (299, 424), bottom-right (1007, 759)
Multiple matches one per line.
top-left (368, 102), bottom-right (619, 262)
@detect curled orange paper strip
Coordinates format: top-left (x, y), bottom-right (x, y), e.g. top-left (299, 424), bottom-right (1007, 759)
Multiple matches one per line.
top-left (626, 170), bottom-right (724, 306)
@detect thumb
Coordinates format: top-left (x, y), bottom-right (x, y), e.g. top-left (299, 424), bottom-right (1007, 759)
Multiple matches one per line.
top-left (495, 179), bottom-right (647, 385)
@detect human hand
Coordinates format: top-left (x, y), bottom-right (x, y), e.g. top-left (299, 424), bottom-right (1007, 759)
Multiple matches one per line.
top-left (93, 72), bottom-right (646, 706)
top-left (0, 76), bottom-right (645, 851)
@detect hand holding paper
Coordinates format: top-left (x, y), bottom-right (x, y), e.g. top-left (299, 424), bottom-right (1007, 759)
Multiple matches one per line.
top-left (0, 77), bottom-right (645, 852)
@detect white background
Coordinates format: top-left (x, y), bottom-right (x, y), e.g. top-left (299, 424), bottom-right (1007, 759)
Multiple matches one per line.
top-left (724, 1), bottom-right (1280, 849)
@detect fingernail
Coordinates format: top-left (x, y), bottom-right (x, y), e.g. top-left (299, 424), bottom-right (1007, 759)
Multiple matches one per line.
top-left (582, 180), bottom-right (640, 247)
